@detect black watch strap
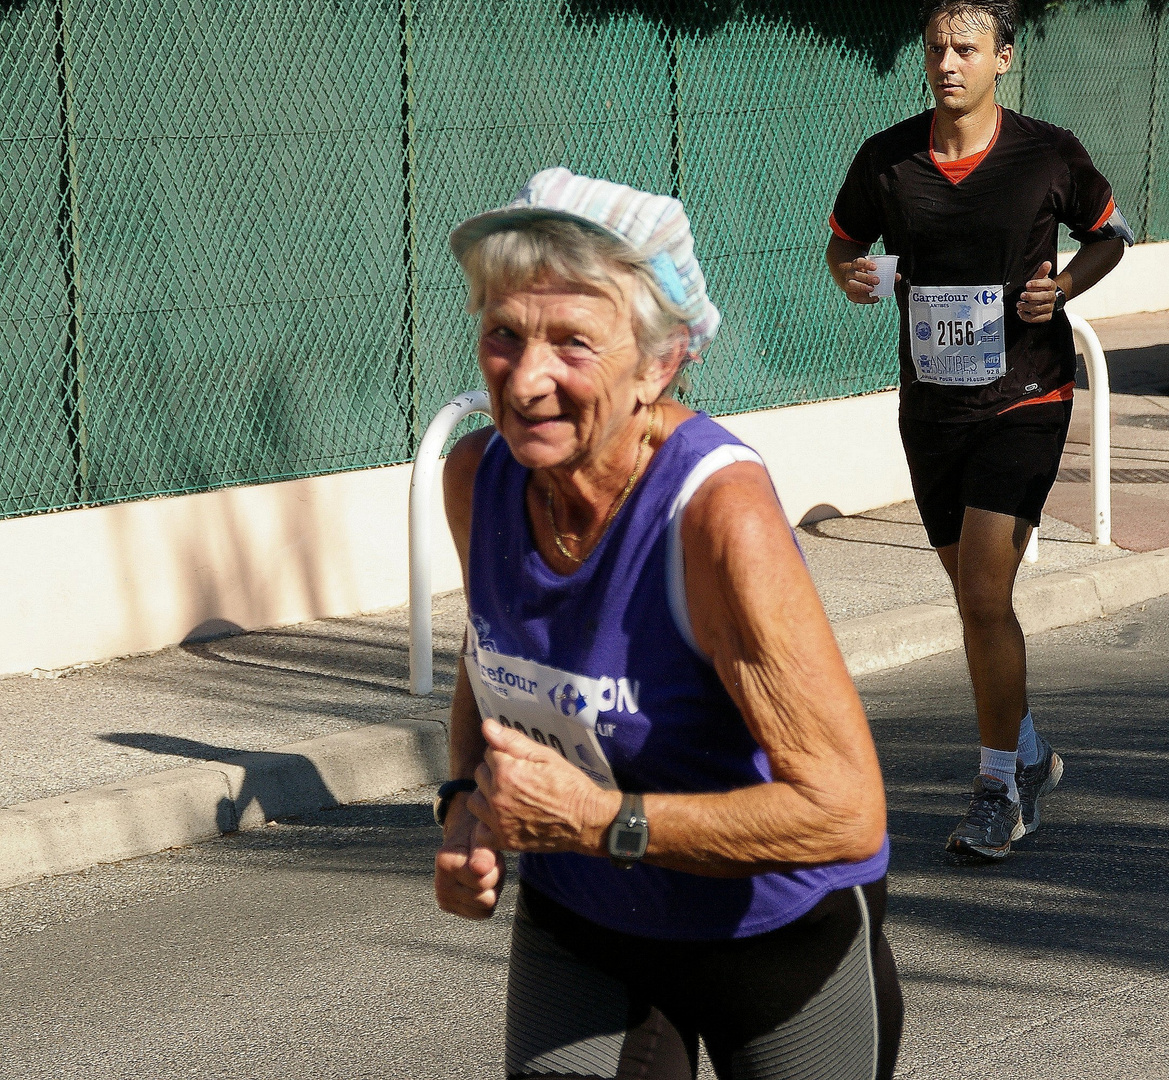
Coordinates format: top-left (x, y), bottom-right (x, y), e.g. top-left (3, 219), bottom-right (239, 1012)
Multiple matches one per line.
top-left (433, 778), bottom-right (477, 827)
top-left (1053, 285), bottom-right (1068, 312)
top-left (607, 792), bottom-right (649, 869)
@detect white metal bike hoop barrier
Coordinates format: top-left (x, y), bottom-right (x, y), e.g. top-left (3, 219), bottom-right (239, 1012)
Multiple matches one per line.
top-left (1025, 313), bottom-right (1111, 561)
top-left (409, 326), bottom-right (1110, 691)
top-left (408, 390), bottom-right (492, 695)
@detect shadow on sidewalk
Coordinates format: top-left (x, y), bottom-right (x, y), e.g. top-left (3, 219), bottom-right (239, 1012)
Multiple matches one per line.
top-left (104, 596), bottom-right (466, 727)
top-left (1077, 343), bottom-right (1169, 396)
top-left (100, 732), bottom-right (338, 832)
top-left (180, 636), bottom-right (419, 695)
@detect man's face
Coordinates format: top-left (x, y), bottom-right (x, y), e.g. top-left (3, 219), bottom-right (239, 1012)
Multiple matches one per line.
top-left (924, 10), bottom-right (1012, 115)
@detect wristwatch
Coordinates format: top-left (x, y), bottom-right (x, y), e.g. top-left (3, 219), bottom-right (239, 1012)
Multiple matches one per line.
top-left (1053, 285), bottom-right (1068, 312)
top-left (607, 792), bottom-right (649, 869)
top-left (433, 778), bottom-right (477, 827)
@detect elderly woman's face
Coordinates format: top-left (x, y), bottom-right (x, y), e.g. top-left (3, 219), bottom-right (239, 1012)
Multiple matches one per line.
top-left (478, 271), bottom-right (660, 472)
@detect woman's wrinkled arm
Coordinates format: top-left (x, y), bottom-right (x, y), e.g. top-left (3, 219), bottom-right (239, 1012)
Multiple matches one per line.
top-left (633, 461), bottom-right (888, 875)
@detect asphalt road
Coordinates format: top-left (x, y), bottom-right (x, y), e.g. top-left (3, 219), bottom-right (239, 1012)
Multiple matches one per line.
top-left (2, 596), bottom-right (1167, 1080)
top-left (864, 593), bottom-right (1169, 1079)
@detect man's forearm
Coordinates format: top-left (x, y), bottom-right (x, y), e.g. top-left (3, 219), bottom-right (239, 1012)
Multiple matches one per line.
top-left (826, 235), bottom-right (871, 292)
top-left (1057, 237), bottom-right (1125, 301)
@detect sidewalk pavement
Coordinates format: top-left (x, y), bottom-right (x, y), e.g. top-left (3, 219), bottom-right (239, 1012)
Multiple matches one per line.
top-left (1049, 309), bottom-right (1169, 552)
top-left (2, 311), bottom-right (1168, 889)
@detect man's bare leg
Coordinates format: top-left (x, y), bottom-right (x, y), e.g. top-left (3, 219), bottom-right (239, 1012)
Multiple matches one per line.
top-left (936, 507), bottom-right (1031, 753)
top-left (935, 507), bottom-right (1042, 856)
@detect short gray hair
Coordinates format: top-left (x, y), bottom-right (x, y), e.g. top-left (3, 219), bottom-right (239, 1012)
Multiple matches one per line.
top-left (456, 218), bottom-right (691, 372)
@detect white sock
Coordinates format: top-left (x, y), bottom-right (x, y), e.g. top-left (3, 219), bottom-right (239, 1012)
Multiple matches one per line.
top-left (1016, 710), bottom-right (1041, 767)
top-left (980, 746), bottom-right (1019, 802)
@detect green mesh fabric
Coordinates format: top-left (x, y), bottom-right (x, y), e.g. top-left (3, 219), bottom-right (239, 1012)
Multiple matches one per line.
top-left (2, 0), bottom-right (1166, 519)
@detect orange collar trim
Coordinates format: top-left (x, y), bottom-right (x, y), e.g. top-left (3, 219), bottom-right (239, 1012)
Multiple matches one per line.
top-left (930, 106), bottom-right (1002, 185)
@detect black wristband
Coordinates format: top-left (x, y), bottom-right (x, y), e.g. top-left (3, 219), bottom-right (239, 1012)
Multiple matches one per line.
top-left (433, 778), bottom-right (477, 827)
top-left (607, 792), bottom-right (649, 869)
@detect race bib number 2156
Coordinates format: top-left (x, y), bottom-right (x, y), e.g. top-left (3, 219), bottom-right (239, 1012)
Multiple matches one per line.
top-left (908, 284), bottom-right (1005, 387)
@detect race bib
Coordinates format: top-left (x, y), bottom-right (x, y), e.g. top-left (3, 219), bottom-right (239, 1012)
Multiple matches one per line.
top-left (907, 284), bottom-right (1006, 386)
top-left (464, 619), bottom-right (619, 789)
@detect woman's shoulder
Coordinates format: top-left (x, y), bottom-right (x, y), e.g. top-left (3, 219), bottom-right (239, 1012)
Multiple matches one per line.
top-left (447, 419), bottom-right (495, 466)
top-left (663, 411), bottom-right (766, 488)
top-left (442, 426), bottom-right (498, 523)
top-left (663, 406), bottom-right (747, 456)
top-left (682, 454), bottom-right (779, 544)
top-left (670, 416), bottom-right (779, 551)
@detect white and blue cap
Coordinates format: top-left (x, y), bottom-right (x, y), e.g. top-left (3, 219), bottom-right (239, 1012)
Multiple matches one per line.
top-left (450, 167), bottom-right (721, 357)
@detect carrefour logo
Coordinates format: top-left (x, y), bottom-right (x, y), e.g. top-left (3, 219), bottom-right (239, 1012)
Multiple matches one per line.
top-left (547, 677), bottom-right (640, 715)
top-left (976, 290), bottom-right (999, 305)
top-left (911, 291), bottom-right (966, 303)
top-left (548, 682), bottom-right (587, 716)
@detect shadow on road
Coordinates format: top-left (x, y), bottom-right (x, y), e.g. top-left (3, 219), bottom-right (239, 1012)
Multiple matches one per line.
top-left (196, 799), bottom-right (453, 885)
top-left (868, 649), bottom-right (1169, 975)
top-left (98, 733), bottom-right (449, 880)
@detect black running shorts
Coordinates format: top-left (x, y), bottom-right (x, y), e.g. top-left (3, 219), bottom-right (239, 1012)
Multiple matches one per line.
top-left (505, 879), bottom-right (903, 1080)
top-left (899, 400), bottom-right (1073, 549)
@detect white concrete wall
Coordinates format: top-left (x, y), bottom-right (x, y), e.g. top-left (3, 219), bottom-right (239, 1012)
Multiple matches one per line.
top-left (0, 464), bottom-right (463, 677)
top-left (0, 392), bottom-right (908, 677)
top-left (721, 391), bottom-right (910, 525)
top-left (1060, 239), bottom-right (1169, 320)
top-left (1, 242), bottom-right (1164, 676)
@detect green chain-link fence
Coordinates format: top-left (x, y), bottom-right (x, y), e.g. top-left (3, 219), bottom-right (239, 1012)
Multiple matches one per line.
top-left (2, 0), bottom-right (1166, 520)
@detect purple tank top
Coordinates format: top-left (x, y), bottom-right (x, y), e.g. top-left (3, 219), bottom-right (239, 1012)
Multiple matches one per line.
top-left (465, 412), bottom-right (888, 941)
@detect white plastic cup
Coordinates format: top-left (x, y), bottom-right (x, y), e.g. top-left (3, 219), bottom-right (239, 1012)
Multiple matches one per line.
top-left (870, 254), bottom-right (899, 298)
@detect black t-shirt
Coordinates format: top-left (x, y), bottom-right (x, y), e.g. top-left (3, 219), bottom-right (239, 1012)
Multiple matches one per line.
top-left (831, 107), bottom-right (1127, 422)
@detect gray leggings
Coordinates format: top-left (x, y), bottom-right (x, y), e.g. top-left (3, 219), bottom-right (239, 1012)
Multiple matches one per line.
top-left (506, 881), bottom-right (902, 1080)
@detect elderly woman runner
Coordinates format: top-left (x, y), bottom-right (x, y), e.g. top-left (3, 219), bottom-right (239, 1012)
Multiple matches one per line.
top-left (433, 169), bottom-right (903, 1080)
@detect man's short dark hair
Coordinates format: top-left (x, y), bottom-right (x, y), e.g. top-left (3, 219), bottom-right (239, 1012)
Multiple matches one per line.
top-left (920, 1), bottom-right (1018, 52)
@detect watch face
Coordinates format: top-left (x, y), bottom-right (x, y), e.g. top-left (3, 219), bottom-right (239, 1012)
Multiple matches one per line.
top-left (612, 826), bottom-right (648, 860)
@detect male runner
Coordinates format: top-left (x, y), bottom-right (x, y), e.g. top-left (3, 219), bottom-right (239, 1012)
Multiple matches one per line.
top-left (827, 0), bottom-right (1132, 859)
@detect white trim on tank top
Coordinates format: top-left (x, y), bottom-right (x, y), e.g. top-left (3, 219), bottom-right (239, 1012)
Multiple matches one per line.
top-left (666, 444), bottom-right (766, 660)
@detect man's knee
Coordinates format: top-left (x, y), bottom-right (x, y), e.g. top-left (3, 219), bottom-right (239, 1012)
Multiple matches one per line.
top-left (956, 576), bottom-right (1016, 628)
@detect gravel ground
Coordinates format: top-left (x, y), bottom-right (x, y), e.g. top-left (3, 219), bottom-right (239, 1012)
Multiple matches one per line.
top-left (0, 592), bottom-right (467, 807)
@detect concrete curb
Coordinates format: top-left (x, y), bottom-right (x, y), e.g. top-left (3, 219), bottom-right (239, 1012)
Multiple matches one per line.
top-left (0, 713), bottom-right (448, 890)
top-left (839, 546), bottom-right (1169, 677)
top-left (3, 547), bottom-right (1167, 890)
top-left (836, 602), bottom-right (963, 678)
